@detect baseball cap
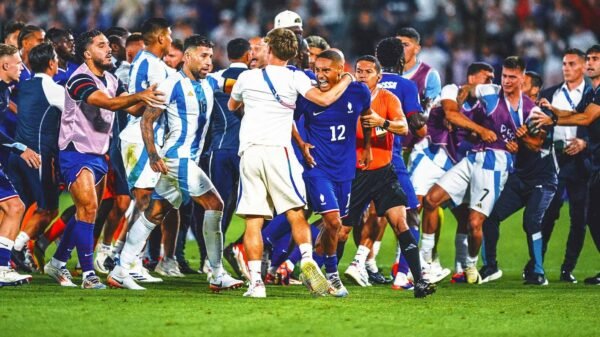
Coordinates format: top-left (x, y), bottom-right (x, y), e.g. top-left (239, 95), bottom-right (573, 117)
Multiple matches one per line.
top-left (274, 10), bottom-right (302, 29)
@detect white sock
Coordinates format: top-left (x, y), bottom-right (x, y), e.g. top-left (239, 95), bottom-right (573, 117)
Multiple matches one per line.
top-left (13, 232), bottom-right (30, 251)
top-left (248, 260), bottom-right (262, 283)
top-left (466, 254), bottom-right (478, 268)
top-left (372, 241), bottom-right (382, 259)
top-left (326, 271), bottom-right (339, 279)
top-left (298, 243), bottom-right (313, 261)
top-left (284, 259), bottom-right (295, 272)
top-left (0, 236), bottom-right (14, 251)
top-left (203, 210), bottom-right (224, 276)
top-left (420, 233), bottom-right (435, 264)
top-left (113, 240), bottom-right (125, 255)
top-left (366, 258), bottom-right (378, 273)
top-left (395, 242), bottom-right (402, 261)
top-left (51, 257), bottom-right (66, 269)
top-left (353, 245), bottom-right (370, 265)
top-left (82, 270), bottom-right (95, 278)
top-left (120, 214), bottom-right (157, 268)
top-left (455, 233), bottom-right (468, 272)
top-left (100, 243), bottom-right (112, 252)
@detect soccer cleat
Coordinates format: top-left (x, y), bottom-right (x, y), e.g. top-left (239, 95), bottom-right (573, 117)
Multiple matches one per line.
top-left (367, 270), bottom-right (391, 285)
top-left (209, 272), bottom-right (244, 292)
top-left (155, 257), bottom-right (185, 277)
top-left (94, 249), bottom-right (112, 275)
top-left (344, 262), bottom-right (371, 287)
top-left (275, 262), bottom-right (294, 285)
top-left (0, 267), bottom-right (32, 287)
top-left (450, 272), bottom-right (466, 284)
top-left (524, 272), bottom-right (548, 286)
top-left (129, 262), bottom-right (163, 283)
top-left (107, 269), bottom-right (146, 290)
top-left (177, 259), bottom-right (196, 274)
top-left (464, 266), bottom-right (482, 284)
top-left (232, 244), bottom-right (251, 281)
top-left (223, 244), bottom-right (243, 278)
top-left (583, 273), bottom-right (600, 285)
top-left (392, 272), bottom-right (414, 290)
top-left (11, 248), bottom-right (36, 273)
top-left (327, 273), bottom-right (349, 297)
top-left (413, 279), bottom-right (436, 298)
top-left (81, 273), bottom-right (107, 289)
top-left (243, 280), bottom-right (266, 298)
top-left (44, 262), bottom-right (77, 287)
top-left (423, 260), bottom-right (451, 283)
top-left (300, 259), bottom-right (330, 296)
top-left (264, 272), bottom-right (276, 285)
top-left (479, 265), bottom-right (503, 283)
top-left (559, 270), bottom-right (577, 284)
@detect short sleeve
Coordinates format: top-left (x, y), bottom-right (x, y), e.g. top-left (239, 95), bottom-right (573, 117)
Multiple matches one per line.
top-left (475, 84), bottom-right (501, 113)
top-left (293, 70), bottom-right (313, 97)
top-left (230, 72), bottom-right (245, 101)
top-left (401, 81), bottom-right (422, 115)
top-left (66, 74), bottom-right (98, 102)
top-left (385, 91), bottom-right (403, 120)
top-left (424, 70), bottom-right (442, 100)
top-left (441, 84), bottom-right (459, 101)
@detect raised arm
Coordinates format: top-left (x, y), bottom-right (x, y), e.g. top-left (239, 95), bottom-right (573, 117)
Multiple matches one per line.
top-left (303, 73), bottom-right (353, 107)
top-left (442, 99), bottom-right (497, 143)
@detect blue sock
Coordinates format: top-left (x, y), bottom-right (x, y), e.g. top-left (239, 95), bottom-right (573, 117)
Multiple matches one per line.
top-left (270, 233), bottom-right (292, 267)
top-left (324, 255), bottom-right (338, 274)
top-left (53, 216), bottom-right (77, 263)
top-left (313, 253), bottom-right (324, 267)
top-left (0, 247), bottom-right (11, 267)
top-left (288, 246), bottom-right (301, 265)
top-left (310, 223), bottom-right (320, 244)
top-left (532, 232), bottom-right (544, 274)
top-left (262, 215), bottom-right (291, 248)
top-left (74, 220), bottom-right (95, 273)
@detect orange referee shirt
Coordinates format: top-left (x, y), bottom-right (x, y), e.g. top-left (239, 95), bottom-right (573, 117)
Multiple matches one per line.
top-left (355, 87), bottom-right (403, 170)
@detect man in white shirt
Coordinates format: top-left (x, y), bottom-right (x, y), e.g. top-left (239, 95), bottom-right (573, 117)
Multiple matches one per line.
top-left (538, 48), bottom-right (591, 284)
top-left (228, 27), bottom-right (353, 298)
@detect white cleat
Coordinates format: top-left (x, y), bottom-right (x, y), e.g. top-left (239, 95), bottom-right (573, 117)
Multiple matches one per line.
top-left (300, 259), bottom-right (330, 296)
top-left (465, 266), bottom-right (482, 284)
top-left (327, 273), bottom-right (349, 297)
top-left (392, 272), bottom-right (414, 291)
top-left (0, 267), bottom-right (32, 287)
top-left (44, 262), bottom-right (77, 287)
top-left (209, 272), bottom-right (244, 292)
top-left (81, 274), bottom-right (107, 289)
top-left (155, 257), bottom-right (184, 277)
top-left (344, 262), bottom-right (371, 287)
top-left (243, 280), bottom-right (266, 298)
top-left (107, 267), bottom-right (146, 290)
top-left (129, 262), bottom-right (163, 283)
top-left (422, 262), bottom-right (451, 284)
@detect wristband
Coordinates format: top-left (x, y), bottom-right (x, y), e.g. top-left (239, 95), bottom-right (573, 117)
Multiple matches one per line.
top-left (551, 113), bottom-right (558, 126)
top-left (382, 120), bottom-right (390, 130)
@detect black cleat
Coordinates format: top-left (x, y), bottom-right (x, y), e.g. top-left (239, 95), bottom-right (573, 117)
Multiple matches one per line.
top-left (103, 256), bottom-right (116, 272)
top-left (479, 265), bottom-right (503, 283)
top-left (11, 249), bottom-right (36, 273)
top-left (559, 270), bottom-right (577, 284)
top-left (413, 279), bottom-right (436, 298)
top-left (583, 273), bottom-right (600, 285)
top-left (223, 244), bottom-right (243, 279)
top-left (524, 272), bottom-right (548, 286)
top-left (367, 270), bottom-right (392, 285)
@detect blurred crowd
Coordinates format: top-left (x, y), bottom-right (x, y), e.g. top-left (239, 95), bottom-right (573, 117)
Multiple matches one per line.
top-left (1, 0), bottom-right (599, 88)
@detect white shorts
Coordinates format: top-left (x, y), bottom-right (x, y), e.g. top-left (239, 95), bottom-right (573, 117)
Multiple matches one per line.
top-left (120, 139), bottom-right (160, 190)
top-left (409, 139), bottom-right (453, 196)
top-left (436, 150), bottom-right (510, 217)
top-left (236, 145), bottom-right (306, 219)
top-left (154, 157), bottom-right (215, 209)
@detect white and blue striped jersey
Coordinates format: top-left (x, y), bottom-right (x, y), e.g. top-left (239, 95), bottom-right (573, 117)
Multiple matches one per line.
top-left (158, 71), bottom-right (218, 161)
top-left (119, 50), bottom-right (175, 144)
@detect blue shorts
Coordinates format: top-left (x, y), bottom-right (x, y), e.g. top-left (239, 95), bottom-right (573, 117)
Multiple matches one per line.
top-left (305, 176), bottom-right (352, 217)
top-left (393, 159), bottom-right (420, 210)
top-left (0, 166), bottom-right (19, 202)
top-left (6, 152), bottom-right (59, 210)
top-left (59, 150), bottom-right (108, 189)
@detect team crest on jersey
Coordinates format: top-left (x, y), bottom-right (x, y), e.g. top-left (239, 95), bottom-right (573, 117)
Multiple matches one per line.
top-left (347, 102), bottom-right (353, 114)
top-left (320, 194), bottom-right (326, 205)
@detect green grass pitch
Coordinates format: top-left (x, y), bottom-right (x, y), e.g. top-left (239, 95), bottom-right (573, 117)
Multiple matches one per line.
top-left (1, 207), bottom-right (599, 337)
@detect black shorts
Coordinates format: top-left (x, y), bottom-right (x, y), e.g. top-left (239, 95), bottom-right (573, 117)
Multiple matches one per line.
top-left (108, 140), bottom-right (130, 196)
top-left (343, 164), bottom-right (407, 227)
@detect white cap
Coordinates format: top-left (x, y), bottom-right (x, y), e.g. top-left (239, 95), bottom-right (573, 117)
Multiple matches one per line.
top-left (274, 10), bottom-right (302, 29)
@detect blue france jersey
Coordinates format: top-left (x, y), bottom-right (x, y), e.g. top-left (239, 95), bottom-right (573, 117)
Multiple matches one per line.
top-left (157, 71), bottom-right (217, 161)
top-left (296, 82), bottom-right (371, 182)
top-left (380, 72), bottom-right (422, 170)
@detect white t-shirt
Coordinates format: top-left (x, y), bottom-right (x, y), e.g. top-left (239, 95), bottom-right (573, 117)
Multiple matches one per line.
top-left (231, 65), bottom-right (313, 155)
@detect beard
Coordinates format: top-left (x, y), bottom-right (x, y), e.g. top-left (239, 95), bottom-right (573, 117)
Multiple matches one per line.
top-left (92, 56), bottom-right (113, 71)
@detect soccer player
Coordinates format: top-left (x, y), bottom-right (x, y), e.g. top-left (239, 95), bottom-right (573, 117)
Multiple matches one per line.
top-left (7, 43), bottom-right (64, 272)
top-left (537, 48), bottom-right (590, 283)
top-left (0, 43), bottom-right (42, 287)
top-left (228, 28), bottom-right (354, 298)
top-left (523, 71), bottom-right (543, 101)
top-left (46, 28), bottom-right (77, 86)
top-left (422, 56), bottom-right (538, 284)
top-left (163, 38), bottom-right (184, 70)
top-left (396, 27), bottom-right (441, 114)
top-left (294, 49), bottom-right (371, 297)
top-left (109, 35), bottom-right (242, 291)
top-left (340, 55), bottom-right (435, 298)
top-left (249, 36), bottom-right (267, 69)
top-left (16, 25), bottom-right (45, 83)
top-left (43, 29), bottom-right (164, 289)
top-left (3, 21), bottom-right (25, 48)
top-left (305, 35), bottom-right (330, 70)
top-left (531, 44), bottom-right (600, 285)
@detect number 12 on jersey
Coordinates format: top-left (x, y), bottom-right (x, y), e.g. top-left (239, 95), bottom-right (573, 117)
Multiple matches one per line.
top-left (330, 125), bottom-right (346, 141)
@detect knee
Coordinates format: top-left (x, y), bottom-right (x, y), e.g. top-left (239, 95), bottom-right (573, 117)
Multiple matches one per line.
top-left (324, 217), bottom-right (342, 235)
top-left (468, 214), bottom-right (484, 235)
top-left (423, 193), bottom-right (441, 211)
top-left (3, 198), bottom-right (25, 218)
top-left (78, 199), bottom-right (98, 221)
top-left (338, 226), bottom-right (351, 242)
top-left (116, 196), bottom-right (131, 214)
